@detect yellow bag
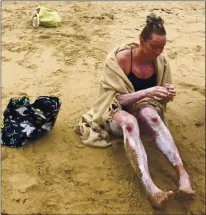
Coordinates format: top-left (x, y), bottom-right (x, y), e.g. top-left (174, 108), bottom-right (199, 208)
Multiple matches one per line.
top-left (32, 6), bottom-right (61, 28)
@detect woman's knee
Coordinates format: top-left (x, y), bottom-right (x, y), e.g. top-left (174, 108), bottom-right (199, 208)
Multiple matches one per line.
top-left (138, 106), bottom-right (161, 124)
top-left (120, 113), bottom-right (138, 133)
top-left (111, 110), bottom-right (139, 134)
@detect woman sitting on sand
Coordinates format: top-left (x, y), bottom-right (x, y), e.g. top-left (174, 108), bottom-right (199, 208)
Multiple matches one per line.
top-left (76, 13), bottom-right (195, 208)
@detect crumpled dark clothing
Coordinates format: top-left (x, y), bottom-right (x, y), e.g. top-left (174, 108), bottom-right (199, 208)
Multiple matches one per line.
top-left (1, 96), bottom-right (61, 147)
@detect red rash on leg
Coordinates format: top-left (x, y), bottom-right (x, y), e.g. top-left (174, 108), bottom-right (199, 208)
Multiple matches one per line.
top-left (126, 125), bottom-right (133, 133)
top-left (151, 117), bottom-right (158, 123)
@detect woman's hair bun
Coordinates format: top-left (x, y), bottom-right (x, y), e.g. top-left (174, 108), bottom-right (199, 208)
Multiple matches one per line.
top-left (146, 13), bottom-right (164, 27)
top-left (140, 13), bottom-right (166, 40)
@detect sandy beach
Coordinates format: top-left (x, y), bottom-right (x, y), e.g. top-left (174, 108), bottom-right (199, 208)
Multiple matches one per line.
top-left (1, 1), bottom-right (205, 214)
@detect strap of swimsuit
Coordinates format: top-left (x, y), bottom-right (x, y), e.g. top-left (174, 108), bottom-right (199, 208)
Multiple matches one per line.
top-left (130, 49), bottom-right (133, 73)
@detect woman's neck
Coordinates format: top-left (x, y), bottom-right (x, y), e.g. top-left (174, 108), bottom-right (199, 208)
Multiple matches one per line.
top-left (134, 47), bottom-right (153, 64)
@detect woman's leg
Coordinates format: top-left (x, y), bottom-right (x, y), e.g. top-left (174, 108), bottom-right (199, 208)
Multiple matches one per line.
top-left (110, 110), bottom-right (173, 208)
top-left (137, 106), bottom-right (195, 198)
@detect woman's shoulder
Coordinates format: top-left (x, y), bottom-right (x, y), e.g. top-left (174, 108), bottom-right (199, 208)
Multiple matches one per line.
top-left (116, 49), bottom-right (131, 61)
top-left (116, 49), bottom-right (131, 74)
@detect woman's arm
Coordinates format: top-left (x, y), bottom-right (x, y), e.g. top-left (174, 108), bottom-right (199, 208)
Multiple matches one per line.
top-left (117, 86), bottom-right (169, 106)
top-left (117, 90), bottom-right (147, 106)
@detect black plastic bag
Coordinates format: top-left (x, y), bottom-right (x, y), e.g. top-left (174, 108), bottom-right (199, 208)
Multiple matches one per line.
top-left (1, 96), bottom-right (61, 147)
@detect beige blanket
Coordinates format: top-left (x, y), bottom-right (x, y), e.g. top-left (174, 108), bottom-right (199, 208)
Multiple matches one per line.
top-left (75, 42), bottom-right (172, 147)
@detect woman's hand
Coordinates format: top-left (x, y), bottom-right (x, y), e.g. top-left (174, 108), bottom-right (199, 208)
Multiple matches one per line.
top-left (164, 83), bottom-right (176, 96)
top-left (162, 83), bottom-right (176, 102)
top-left (145, 86), bottom-right (169, 101)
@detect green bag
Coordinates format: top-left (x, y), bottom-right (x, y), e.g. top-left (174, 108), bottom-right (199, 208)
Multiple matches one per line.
top-left (32, 6), bottom-right (61, 28)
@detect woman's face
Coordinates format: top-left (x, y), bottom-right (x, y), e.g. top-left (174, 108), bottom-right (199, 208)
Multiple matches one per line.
top-left (140, 33), bottom-right (166, 60)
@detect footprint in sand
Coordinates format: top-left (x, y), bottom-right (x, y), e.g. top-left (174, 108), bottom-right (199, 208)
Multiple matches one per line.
top-left (167, 50), bottom-right (178, 59)
top-left (9, 173), bottom-right (39, 193)
top-left (17, 60), bottom-right (38, 70)
top-left (45, 196), bottom-right (60, 207)
top-left (3, 42), bottom-right (34, 53)
top-left (2, 56), bottom-right (11, 62)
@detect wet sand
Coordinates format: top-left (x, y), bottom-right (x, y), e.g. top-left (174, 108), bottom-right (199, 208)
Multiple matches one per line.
top-left (1, 2), bottom-right (205, 214)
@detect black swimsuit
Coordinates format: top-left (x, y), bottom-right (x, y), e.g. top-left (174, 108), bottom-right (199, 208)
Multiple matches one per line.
top-left (128, 49), bottom-right (156, 91)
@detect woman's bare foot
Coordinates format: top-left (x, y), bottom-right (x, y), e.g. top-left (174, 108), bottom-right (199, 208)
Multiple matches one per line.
top-left (177, 172), bottom-right (195, 199)
top-left (150, 190), bottom-right (174, 209)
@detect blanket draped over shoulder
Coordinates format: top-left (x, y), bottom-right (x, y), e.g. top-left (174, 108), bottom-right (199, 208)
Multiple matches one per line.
top-left (75, 43), bottom-right (172, 147)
